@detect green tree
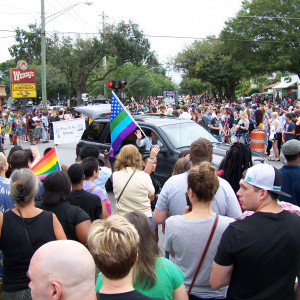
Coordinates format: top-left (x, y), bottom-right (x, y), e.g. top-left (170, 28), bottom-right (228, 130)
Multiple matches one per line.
top-left (9, 23), bottom-right (53, 64)
top-left (175, 38), bottom-right (242, 99)
top-left (50, 21), bottom-right (152, 105)
top-left (179, 77), bottom-right (211, 95)
top-left (221, 0), bottom-right (300, 75)
top-left (102, 62), bottom-right (176, 99)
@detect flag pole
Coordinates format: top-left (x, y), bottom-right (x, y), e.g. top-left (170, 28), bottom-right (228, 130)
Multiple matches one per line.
top-left (111, 91), bottom-right (152, 146)
top-left (53, 146), bottom-right (61, 170)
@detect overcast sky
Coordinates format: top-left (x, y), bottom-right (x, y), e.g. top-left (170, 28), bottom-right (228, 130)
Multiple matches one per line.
top-left (1, 0), bottom-right (243, 82)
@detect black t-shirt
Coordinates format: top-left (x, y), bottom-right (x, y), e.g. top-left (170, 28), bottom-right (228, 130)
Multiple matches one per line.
top-left (36, 201), bottom-right (90, 241)
top-left (96, 290), bottom-right (163, 300)
top-left (214, 211), bottom-right (300, 300)
top-left (67, 189), bottom-right (102, 222)
top-left (28, 118), bottom-right (35, 129)
top-left (0, 210), bottom-right (56, 292)
top-left (210, 117), bottom-right (221, 135)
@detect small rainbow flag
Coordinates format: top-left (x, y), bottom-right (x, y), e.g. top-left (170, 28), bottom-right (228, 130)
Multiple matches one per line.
top-left (31, 147), bottom-right (61, 180)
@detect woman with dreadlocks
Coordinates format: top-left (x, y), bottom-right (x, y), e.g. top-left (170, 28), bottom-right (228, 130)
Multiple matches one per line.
top-left (217, 142), bottom-right (253, 198)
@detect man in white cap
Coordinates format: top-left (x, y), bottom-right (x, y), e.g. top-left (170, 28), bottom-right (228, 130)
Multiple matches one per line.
top-left (280, 139), bottom-right (300, 206)
top-left (210, 164), bottom-right (300, 300)
top-left (28, 240), bottom-right (95, 300)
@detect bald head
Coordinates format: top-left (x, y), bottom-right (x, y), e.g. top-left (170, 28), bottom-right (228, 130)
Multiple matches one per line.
top-left (29, 240), bottom-right (95, 300)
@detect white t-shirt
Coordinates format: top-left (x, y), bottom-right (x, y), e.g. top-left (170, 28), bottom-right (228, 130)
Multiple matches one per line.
top-left (156, 172), bottom-right (242, 219)
top-left (113, 167), bottom-right (154, 217)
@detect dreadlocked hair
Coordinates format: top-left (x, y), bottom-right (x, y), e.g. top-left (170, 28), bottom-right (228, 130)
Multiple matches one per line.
top-left (219, 142), bottom-right (253, 193)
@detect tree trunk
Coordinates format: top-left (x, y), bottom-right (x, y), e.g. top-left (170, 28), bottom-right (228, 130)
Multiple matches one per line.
top-left (76, 88), bottom-right (84, 106)
top-left (224, 83), bottom-right (236, 100)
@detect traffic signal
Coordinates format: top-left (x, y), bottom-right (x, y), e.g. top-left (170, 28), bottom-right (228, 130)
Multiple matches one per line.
top-left (107, 80), bottom-right (116, 88)
top-left (118, 80), bottom-right (127, 89)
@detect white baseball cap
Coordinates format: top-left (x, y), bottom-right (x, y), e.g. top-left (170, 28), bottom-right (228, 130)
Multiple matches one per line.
top-left (244, 164), bottom-right (291, 197)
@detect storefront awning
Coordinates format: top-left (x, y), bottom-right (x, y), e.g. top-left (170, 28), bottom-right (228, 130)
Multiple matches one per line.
top-left (273, 81), bottom-right (298, 89)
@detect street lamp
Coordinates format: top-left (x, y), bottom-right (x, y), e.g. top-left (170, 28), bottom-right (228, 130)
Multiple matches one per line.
top-left (40, 1), bottom-right (93, 110)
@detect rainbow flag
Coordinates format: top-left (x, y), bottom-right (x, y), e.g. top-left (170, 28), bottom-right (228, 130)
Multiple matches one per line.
top-left (110, 91), bottom-right (137, 156)
top-left (31, 147), bottom-right (61, 180)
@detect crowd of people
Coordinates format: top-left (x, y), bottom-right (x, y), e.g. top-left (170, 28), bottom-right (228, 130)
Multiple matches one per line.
top-left (0, 94), bottom-right (299, 299)
top-left (0, 108), bottom-right (81, 147)
top-left (126, 95), bottom-right (300, 160)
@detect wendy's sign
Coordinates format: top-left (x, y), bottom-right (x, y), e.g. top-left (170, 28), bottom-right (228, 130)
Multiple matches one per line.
top-left (11, 60), bottom-right (36, 83)
top-left (10, 60), bottom-right (37, 98)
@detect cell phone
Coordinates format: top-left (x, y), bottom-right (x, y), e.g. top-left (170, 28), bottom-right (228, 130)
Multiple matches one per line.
top-left (185, 192), bottom-right (192, 212)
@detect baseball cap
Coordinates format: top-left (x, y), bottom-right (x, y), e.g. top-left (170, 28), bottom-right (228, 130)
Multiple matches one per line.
top-left (282, 139), bottom-right (300, 156)
top-left (244, 164), bottom-right (291, 197)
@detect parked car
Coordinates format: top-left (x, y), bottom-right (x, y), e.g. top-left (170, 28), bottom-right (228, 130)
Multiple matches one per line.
top-left (74, 105), bottom-right (265, 186)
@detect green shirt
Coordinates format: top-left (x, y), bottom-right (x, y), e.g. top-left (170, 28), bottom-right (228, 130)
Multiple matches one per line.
top-left (95, 257), bottom-right (185, 300)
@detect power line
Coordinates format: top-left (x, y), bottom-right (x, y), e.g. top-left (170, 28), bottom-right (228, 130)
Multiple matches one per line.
top-left (0, 35), bottom-right (16, 39)
top-left (1, 29), bottom-right (299, 45)
top-left (144, 35), bottom-right (300, 44)
top-left (239, 15), bottom-right (300, 20)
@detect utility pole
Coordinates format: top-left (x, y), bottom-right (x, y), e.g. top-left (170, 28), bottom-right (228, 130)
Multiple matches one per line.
top-left (41, 0), bottom-right (47, 111)
top-left (102, 11), bottom-right (107, 97)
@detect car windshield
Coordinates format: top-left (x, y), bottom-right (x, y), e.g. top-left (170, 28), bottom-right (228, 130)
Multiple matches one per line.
top-left (161, 121), bottom-right (218, 148)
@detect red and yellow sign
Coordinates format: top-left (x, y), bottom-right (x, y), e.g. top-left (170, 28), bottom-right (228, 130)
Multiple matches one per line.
top-left (10, 60), bottom-right (37, 98)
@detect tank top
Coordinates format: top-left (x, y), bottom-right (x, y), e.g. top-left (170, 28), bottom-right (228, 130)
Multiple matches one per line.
top-left (0, 210), bottom-right (56, 292)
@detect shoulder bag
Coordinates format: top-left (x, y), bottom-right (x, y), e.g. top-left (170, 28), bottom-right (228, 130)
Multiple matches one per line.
top-left (116, 171), bottom-right (136, 202)
top-left (188, 214), bottom-right (219, 295)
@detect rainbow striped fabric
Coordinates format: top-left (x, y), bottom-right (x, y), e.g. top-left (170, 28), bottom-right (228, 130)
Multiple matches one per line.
top-left (31, 147), bottom-right (61, 180)
top-left (110, 91), bottom-right (137, 156)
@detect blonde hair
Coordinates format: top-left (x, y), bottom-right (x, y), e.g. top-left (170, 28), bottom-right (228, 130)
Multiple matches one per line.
top-left (0, 153), bottom-right (7, 169)
top-left (172, 157), bottom-right (189, 175)
top-left (87, 215), bottom-right (139, 280)
top-left (271, 112), bottom-right (278, 119)
top-left (114, 145), bottom-right (142, 171)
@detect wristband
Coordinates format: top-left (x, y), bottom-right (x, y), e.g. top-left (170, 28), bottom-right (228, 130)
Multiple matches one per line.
top-left (148, 158), bottom-right (154, 163)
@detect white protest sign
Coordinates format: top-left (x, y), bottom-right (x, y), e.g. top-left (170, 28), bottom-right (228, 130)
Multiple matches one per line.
top-left (53, 118), bottom-right (86, 145)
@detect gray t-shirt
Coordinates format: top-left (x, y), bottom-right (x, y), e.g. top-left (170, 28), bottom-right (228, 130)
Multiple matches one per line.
top-left (165, 213), bottom-right (234, 298)
top-left (156, 172), bottom-right (242, 219)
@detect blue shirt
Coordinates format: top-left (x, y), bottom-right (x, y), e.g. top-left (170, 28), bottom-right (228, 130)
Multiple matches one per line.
top-left (280, 165), bottom-right (300, 206)
top-left (0, 177), bottom-right (14, 213)
top-left (283, 121), bottom-right (295, 141)
top-left (0, 176), bottom-right (14, 279)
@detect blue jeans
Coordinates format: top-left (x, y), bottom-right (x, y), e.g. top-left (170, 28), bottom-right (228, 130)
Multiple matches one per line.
top-left (216, 135), bottom-right (222, 142)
